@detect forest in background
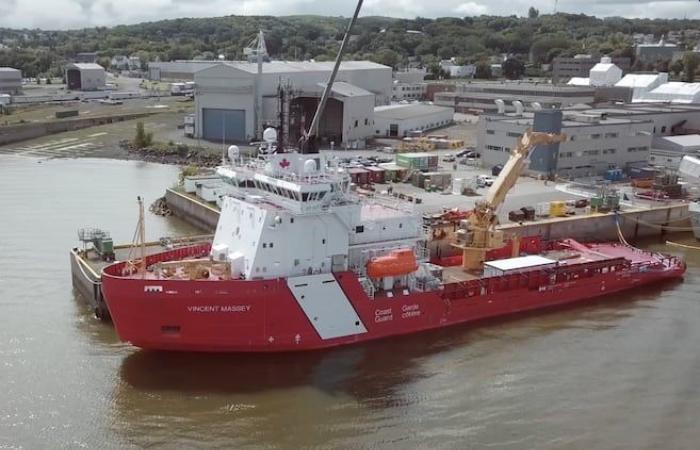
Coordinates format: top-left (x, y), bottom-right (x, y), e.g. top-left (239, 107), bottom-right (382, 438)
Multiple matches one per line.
top-left (1, 12), bottom-right (699, 78)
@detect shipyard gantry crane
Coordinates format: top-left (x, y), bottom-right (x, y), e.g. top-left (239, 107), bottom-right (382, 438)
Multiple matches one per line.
top-left (454, 130), bottom-right (567, 271)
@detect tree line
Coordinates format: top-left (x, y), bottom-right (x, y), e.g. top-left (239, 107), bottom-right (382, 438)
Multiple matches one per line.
top-left (1, 12), bottom-right (699, 79)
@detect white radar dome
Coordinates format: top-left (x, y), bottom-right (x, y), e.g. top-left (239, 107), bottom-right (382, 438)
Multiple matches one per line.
top-left (304, 159), bottom-right (316, 174)
top-left (227, 145), bottom-right (240, 162)
top-left (263, 127), bottom-right (277, 143)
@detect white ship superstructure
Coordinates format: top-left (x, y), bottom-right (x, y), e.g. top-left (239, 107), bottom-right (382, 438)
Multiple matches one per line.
top-left (213, 151), bottom-right (425, 284)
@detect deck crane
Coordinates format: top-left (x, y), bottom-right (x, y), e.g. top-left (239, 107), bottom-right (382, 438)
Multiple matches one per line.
top-left (453, 130), bottom-right (567, 271)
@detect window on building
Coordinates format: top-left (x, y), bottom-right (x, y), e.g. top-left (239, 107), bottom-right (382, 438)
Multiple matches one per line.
top-left (354, 120), bottom-right (358, 128)
top-left (591, 134), bottom-right (601, 139)
top-left (604, 132), bottom-right (618, 138)
top-left (661, 126), bottom-right (666, 133)
top-left (364, 118), bottom-right (368, 126)
top-left (507, 132), bottom-right (521, 138)
top-left (486, 130), bottom-right (495, 135)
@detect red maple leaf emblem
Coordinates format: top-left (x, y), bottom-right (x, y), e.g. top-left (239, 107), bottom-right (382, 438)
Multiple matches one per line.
top-left (279, 158), bottom-right (290, 169)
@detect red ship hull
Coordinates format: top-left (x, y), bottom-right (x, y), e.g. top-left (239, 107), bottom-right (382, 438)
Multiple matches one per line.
top-left (101, 243), bottom-right (685, 352)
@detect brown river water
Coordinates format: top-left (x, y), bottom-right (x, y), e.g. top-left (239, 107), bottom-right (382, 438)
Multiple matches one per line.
top-left (1, 155), bottom-right (699, 449)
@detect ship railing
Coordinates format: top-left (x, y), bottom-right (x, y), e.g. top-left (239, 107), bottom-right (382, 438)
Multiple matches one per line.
top-left (415, 242), bottom-right (429, 261)
top-left (349, 191), bottom-right (416, 213)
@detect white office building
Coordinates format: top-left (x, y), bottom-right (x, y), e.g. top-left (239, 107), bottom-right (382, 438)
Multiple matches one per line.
top-left (392, 80), bottom-right (426, 100)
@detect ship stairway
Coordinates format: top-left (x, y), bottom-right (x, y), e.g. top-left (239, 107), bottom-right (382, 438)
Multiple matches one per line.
top-left (359, 277), bottom-right (375, 299)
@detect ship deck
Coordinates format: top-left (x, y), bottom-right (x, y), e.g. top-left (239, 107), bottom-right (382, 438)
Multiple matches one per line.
top-left (74, 235), bottom-right (213, 278)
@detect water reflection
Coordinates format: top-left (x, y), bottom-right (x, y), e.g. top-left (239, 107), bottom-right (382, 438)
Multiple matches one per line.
top-left (108, 275), bottom-right (692, 449)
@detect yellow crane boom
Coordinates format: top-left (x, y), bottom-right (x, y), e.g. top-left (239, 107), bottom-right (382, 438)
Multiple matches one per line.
top-left (453, 130), bottom-right (566, 271)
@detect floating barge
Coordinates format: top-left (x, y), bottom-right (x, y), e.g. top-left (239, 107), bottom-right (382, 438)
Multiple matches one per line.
top-left (70, 235), bottom-right (212, 319)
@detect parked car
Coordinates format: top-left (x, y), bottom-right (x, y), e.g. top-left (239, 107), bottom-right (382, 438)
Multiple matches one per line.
top-left (477, 175), bottom-right (495, 187)
top-left (491, 164), bottom-right (504, 176)
top-left (443, 155), bottom-right (456, 162)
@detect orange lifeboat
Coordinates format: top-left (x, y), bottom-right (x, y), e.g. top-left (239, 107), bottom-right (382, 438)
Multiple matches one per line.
top-left (366, 249), bottom-right (418, 278)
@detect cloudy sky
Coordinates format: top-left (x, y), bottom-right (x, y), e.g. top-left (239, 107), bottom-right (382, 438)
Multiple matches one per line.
top-left (0, 0), bottom-right (698, 30)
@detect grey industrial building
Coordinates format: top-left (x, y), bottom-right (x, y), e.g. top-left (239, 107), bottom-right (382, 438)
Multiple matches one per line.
top-left (434, 81), bottom-right (595, 114)
top-left (65, 63), bottom-right (106, 91)
top-left (478, 103), bottom-right (700, 178)
top-left (374, 104), bottom-right (454, 137)
top-left (148, 61), bottom-right (222, 81)
top-left (552, 55), bottom-right (631, 84)
top-left (650, 134), bottom-right (700, 170)
top-left (193, 61), bottom-right (392, 145)
top-left (0, 67), bottom-right (22, 94)
top-left (478, 110), bottom-right (653, 178)
top-left (635, 39), bottom-right (677, 63)
top-left (74, 52), bottom-right (98, 64)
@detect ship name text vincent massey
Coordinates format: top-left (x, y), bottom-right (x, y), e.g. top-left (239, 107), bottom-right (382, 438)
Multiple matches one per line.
top-left (187, 305), bottom-right (252, 313)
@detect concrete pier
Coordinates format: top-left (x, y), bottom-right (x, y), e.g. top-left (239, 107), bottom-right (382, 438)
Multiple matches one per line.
top-left (500, 204), bottom-right (690, 242)
top-left (165, 188), bottom-right (219, 232)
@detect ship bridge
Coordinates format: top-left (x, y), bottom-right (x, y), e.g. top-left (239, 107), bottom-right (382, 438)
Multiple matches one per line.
top-left (217, 153), bottom-right (352, 215)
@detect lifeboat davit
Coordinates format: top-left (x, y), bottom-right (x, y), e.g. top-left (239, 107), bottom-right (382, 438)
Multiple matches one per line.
top-left (366, 249), bottom-right (418, 278)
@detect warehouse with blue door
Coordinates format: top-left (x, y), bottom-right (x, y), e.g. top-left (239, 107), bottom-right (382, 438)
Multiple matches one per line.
top-left (193, 61), bottom-right (392, 146)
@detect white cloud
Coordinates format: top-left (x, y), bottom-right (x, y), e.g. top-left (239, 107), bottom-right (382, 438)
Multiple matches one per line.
top-left (0, 0), bottom-right (697, 30)
top-left (454, 2), bottom-right (489, 16)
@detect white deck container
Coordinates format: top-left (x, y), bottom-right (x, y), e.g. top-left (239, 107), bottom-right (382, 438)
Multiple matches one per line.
top-left (483, 255), bottom-right (557, 277)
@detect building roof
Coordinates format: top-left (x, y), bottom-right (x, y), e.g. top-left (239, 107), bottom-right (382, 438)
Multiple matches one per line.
top-left (656, 134), bottom-right (700, 148)
top-left (223, 60), bottom-right (389, 75)
top-left (67, 63), bottom-right (105, 71)
top-left (648, 82), bottom-right (700, 97)
top-left (567, 77), bottom-right (590, 86)
top-left (488, 110), bottom-right (648, 128)
top-left (590, 63), bottom-right (617, 73)
top-left (317, 81), bottom-right (373, 98)
top-left (484, 255), bottom-right (556, 271)
top-left (374, 103), bottom-right (453, 120)
top-left (615, 74), bottom-right (664, 88)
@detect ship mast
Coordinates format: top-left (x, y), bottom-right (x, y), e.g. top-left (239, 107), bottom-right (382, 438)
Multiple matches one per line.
top-left (126, 196), bottom-right (147, 277)
top-left (300, 0), bottom-right (364, 153)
